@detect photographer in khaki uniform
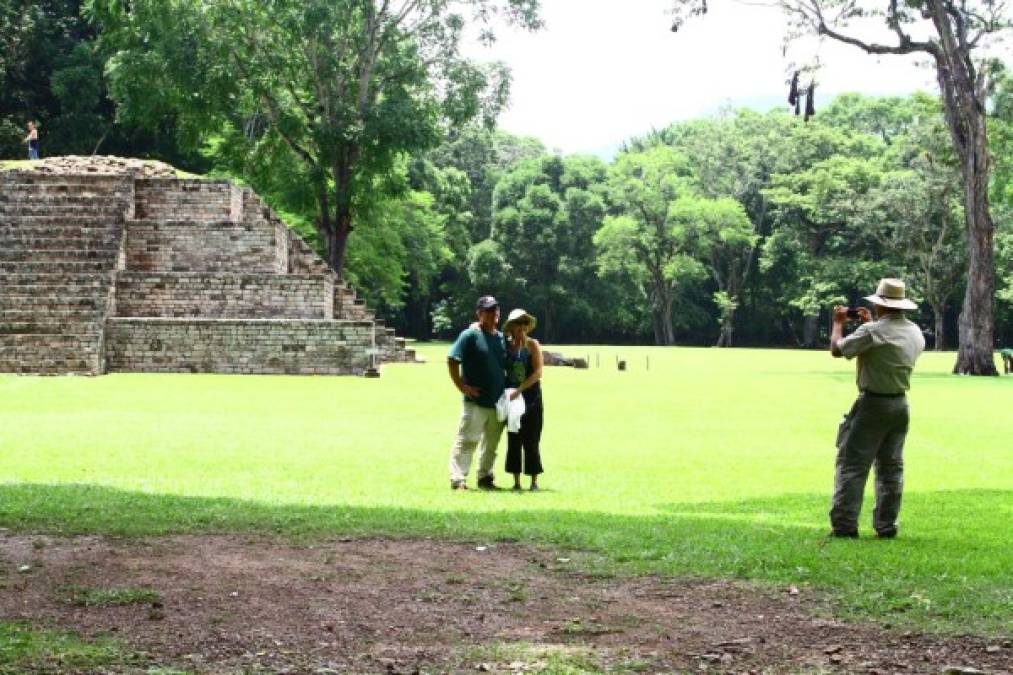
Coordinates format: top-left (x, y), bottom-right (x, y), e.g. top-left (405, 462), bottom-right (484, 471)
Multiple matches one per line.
top-left (829, 279), bottom-right (925, 539)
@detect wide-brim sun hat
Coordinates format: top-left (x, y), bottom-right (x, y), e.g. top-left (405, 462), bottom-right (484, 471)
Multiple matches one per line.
top-left (864, 278), bottom-right (918, 310)
top-left (504, 308), bottom-right (537, 332)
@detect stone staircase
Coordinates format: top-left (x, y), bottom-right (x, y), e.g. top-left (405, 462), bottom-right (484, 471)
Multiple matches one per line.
top-left (0, 169), bottom-right (418, 375)
top-left (242, 190), bottom-right (417, 364)
top-left (0, 174), bottom-right (128, 374)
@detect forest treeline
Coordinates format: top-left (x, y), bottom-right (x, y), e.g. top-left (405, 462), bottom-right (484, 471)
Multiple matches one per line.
top-left (2, 1), bottom-right (1011, 347)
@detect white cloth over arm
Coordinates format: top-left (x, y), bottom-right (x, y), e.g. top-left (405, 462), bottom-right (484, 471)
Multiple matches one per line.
top-left (495, 390), bottom-right (526, 433)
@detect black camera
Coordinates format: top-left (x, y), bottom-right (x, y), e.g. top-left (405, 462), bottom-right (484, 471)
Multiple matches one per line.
top-left (846, 308), bottom-right (861, 320)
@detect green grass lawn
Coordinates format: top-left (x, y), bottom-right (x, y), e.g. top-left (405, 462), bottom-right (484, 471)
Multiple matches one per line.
top-left (1, 346), bottom-right (1010, 635)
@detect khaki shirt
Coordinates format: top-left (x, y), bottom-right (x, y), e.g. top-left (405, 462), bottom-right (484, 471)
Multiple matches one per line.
top-left (838, 313), bottom-right (925, 394)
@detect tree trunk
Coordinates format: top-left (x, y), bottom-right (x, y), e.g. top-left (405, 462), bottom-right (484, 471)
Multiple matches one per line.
top-left (924, 4), bottom-right (997, 375)
top-left (933, 301), bottom-right (946, 352)
top-left (651, 311), bottom-right (664, 346)
top-left (715, 313), bottom-right (733, 347)
top-left (947, 111), bottom-right (996, 372)
top-left (802, 314), bottom-right (819, 348)
top-left (660, 295), bottom-right (675, 346)
top-left (953, 190), bottom-right (996, 373)
top-left (543, 298), bottom-right (554, 344)
top-left (328, 210), bottom-right (352, 277)
top-left (328, 156), bottom-right (356, 279)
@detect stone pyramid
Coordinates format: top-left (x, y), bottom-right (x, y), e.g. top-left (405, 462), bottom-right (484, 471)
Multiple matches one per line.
top-left (0, 158), bottom-right (417, 375)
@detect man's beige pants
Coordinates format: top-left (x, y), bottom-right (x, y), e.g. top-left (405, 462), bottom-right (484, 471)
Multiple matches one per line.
top-left (449, 402), bottom-right (505, 484)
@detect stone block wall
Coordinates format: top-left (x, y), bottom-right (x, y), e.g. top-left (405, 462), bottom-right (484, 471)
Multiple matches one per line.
top-left (3, 167), bottom-right (417, 375)
top-left (124, 221), bottom-right (284, 273)
top-left (114, 272), bottom-right (333, 319)
top-left (135, 179), bottom-right (240, 222)
top-left (105, 318), bottom-right (374, 375)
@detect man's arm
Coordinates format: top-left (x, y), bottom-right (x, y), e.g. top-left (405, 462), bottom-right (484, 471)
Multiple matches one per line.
top-left (830, 306), bottom-right (848, 358)
top-left (831, 305), bottom-right (873, 358)
top-left (448, 359), bottom-right (480, 399)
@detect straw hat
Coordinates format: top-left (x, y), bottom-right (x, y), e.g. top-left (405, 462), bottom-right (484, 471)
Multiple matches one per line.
top-left (864, 278), bottom-right (917, 310)
top-left (503, 308), bottom-right (537, 332)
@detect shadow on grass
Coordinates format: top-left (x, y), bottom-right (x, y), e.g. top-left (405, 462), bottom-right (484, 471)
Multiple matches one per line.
top-left (0, 483), bottom-right (1009, 635)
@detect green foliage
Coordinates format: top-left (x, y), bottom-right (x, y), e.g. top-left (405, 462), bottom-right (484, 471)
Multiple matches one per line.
top-left (94, 0), bottom-right (542, 274)
top-left (485, 153), bottom-right (610, 340)
top-left (596, 146), bottom-right (705, 344)
top-left (347, 189), bottom-right (453, 312)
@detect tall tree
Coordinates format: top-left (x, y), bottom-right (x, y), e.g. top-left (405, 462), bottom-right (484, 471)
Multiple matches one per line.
top-left (670, 0), bottom-right (1011, 374)
top-left (94, 0), bottom-right (542, 277)
top-left (595, 146), bottom-right (704, 345)
top-left (670, 196), bottom-right (758, 346)
top-left (868, 95), bottom-right (968, 349)
top-left (483, 153), bottom-right (609, 341)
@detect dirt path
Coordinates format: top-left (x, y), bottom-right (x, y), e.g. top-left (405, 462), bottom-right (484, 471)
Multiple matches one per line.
top-left (0, 534), bottom-right (1009, 673)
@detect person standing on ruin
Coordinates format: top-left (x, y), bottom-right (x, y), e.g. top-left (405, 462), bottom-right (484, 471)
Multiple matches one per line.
top-left (25, 121), bottom-right (40, 160)
top-left (829, 278), bottom-right (925, 539)
top-left (447, 295), bottom-right (507, 490)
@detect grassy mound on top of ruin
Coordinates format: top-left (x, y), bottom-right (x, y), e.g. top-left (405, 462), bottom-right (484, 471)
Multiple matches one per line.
top-left (1, 346), bottom-right (1011, 635)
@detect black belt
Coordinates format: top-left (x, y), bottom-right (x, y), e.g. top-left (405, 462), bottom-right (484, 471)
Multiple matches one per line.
top-left (862, 391), bottom-right (905, 398)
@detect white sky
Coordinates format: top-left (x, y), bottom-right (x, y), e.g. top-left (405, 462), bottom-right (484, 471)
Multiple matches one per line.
top-left (463, 0), bottom-right (938, 156)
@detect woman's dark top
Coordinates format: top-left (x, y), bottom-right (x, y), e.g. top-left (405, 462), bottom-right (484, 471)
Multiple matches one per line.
top-left (506, 340), bottom-right (541, 407)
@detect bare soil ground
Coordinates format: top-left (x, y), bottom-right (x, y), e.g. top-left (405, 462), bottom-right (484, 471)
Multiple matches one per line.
top-left (0, 534), bottom-right (1009, 674)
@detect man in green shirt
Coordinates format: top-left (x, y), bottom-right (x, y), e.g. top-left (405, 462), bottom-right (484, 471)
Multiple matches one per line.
top-left (829, 278), bottom-right (925, 539)
top-left (447, 295), bottom-right (507, 490)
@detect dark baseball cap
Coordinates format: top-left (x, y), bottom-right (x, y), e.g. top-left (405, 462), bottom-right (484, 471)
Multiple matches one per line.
top-left (475, 295), bottom-right (499, 310)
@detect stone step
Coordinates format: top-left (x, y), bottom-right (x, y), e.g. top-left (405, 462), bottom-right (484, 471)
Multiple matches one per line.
top-left (0, 249), bottom-right (118, 262)
top-left (0, 215), bottom-right (117, 226)
top-left (105, 317), bottom-right (374, 375)
top-left (0, 332), bottom-right (102, 346)
top-left (0, 220), bottom-right (119, 231)
top-left (0, 226), bottom-right (121, 240)
top-left (0, 193), bottom-right (118, 205)
top-left (0, 296), bottom-right (104, 311)
top-left (0, 179), bottom-right (125, 193)
top-left (0, 353), bottom-right (100, 375)
top-left (0, 320), bottom-right (102, 336)
top-left (0, 204), bottom-right (126, 217)
top-left (0, 261), bottom-right (115, 274)
top-left (1, 272), bottom-right (111, 287)
top-left (0, 236), bottom-right (121, 251)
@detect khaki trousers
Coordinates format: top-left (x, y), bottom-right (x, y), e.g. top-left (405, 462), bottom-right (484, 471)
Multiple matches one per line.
top-left (449, 402), bottom-right (505, 484)
top-left (830, 394), bottom-right (909, 536)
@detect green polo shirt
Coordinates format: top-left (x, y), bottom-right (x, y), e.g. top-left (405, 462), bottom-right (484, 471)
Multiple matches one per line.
top-left (838, 313), bottom-right (925, 394)
top-left (448, 327), bottom-right (506, 408)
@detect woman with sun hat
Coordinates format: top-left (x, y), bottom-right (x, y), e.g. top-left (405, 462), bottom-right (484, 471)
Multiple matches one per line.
top-left (502, 308), bottom-right (544, 491)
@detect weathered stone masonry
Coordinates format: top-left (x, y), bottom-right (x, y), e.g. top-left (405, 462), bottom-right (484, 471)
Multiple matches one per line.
top-left (105, 319), bottom-right (374, 375)
top-left (0, 168), bottom-right (416, 375)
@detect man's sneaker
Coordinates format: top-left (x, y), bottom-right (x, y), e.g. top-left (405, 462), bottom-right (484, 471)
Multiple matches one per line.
top-left (876, 530), bottom-right (897, 539)
top-left (477, 476), bottom-right (500, 491)
top-left (829, 529), bottom-right (859, 539)
top-left (451, 480), bottom-right (468, 491)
